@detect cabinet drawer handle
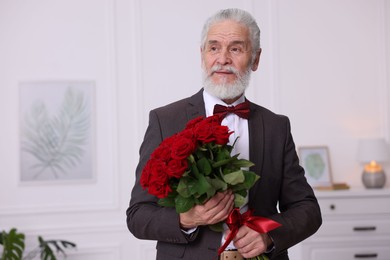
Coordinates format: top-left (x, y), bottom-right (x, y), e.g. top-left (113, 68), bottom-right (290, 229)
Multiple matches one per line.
top-left (354, 253), bottom-right (378, 258)
top-left (353, 226), bottom-right (376, 232)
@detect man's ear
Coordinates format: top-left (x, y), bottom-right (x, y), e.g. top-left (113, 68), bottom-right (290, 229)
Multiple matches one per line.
top-left (251, 48), bottom-right (262, 71)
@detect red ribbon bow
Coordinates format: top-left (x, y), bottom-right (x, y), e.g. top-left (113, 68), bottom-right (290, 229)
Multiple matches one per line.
top-left (217, 208), bottom-right (282, 256)
top-left (213, 101), bottom-right (250, 120)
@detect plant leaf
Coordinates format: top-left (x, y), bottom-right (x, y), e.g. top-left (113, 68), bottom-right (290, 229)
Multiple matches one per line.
top-left (234, 193), bottom-right (246, 207)
top-left (177, 176), bottom-right (197, 198)
top-left (175, 195), bottom-right (195, 213)
top-left (222, 170), bottom-right (245, 185)
top-left (1, 228), bottom-right (25, 260)
top-left (191, 174), bottom-right (213, 197)
top-left (206, 176), bottom-right (227, 191)
top-left (60, 240), bottom-right (76, 249)
top-left (215, 146), bottom-right (231, 161)
top-left (158, 197), bottom-right (175, 208)
top-left (38, 236), bottom-right (76, 260)
top-left (231, 158), bottom-right (255, 168)
top-left (196, 157), bottom-right (212, 175)
top-left (243, 170), bottom-right (260, 188)
top-left (232, 170), bottom-right (259, 188)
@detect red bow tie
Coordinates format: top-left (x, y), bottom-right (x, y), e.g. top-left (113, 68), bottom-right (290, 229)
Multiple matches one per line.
top-left (213, 101), bottom-right (250, 119)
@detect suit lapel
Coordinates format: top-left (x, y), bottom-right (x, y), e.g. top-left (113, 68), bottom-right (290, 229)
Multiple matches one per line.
top-left (248, 101), bottom-right (265, 202)
top-left (186, 89), bottom-right (206, 120)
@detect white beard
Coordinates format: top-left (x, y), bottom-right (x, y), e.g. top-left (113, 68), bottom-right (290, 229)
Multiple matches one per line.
top-left (202, 64), bottom-right (251, 100)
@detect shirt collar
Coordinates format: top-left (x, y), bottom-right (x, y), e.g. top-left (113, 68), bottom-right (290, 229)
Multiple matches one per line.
top-left (203, 89), bottom-right (246, 117)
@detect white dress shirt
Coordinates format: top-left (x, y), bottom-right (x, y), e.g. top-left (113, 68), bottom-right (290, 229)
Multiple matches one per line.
top-left (203, 90), bottom-right (250, 250)
top-left (181, 90), bottom-right (251, 250)
top-left (203, 90), bottom-right (249, 162)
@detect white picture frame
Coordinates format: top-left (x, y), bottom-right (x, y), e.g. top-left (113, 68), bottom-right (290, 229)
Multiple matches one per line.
top-left (19, 81), bottom-right (95, 182)
top-left (298, 146), bottom-right (333, 188)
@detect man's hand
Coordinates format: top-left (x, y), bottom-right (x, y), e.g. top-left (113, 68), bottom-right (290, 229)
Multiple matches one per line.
top-left (225, 225), bottom-right (273, 259)
top-left (179, 190), bottom-right (234, 229)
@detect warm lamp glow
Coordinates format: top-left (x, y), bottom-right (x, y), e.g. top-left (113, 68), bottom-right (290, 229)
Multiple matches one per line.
top-left (364, 161), bottom-right (383, 173)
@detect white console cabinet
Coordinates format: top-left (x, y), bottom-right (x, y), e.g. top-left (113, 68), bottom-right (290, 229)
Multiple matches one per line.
top-left (300, 188), bottom-right (390, 260)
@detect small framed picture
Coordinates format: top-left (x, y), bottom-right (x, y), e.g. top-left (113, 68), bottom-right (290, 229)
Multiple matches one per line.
top-left (298, 146), bottom-right (333, 188)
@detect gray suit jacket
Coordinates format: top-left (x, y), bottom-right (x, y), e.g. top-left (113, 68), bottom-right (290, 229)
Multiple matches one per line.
top-left (126, 89), bottom-right (322, 260)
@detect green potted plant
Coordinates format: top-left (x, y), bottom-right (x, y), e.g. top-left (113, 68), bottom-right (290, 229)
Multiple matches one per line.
top-left (0, 228), bottom-right (76, 260)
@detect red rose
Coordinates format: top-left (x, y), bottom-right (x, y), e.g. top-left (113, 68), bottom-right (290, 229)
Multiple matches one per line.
top-left (203, 115), bottom-right (221, 125)
top-left (148, 181), bottom-right (172, 198)
top-left (149, 160), bottom-right (169, 184)
top-left (151, 145), bottom-right (172, 162)
top-left (178, 128), bottom-right (195, 140)
top-left (161, 134), bottom-right (178, 147)
top-left (213, 125), bottom-right (232, 145)
top-left (140, 161), bottom-right (152, 188)
top-left (167, 159), bottom-right (188, 178)
top-left (194, 119), bottom-right (215, 143)
top-left (142, 159), bottom-right (171, 198)
top-left (185, 116), bottom-right (204, 129)
top-left (170, 136), bottom-right (196, 160)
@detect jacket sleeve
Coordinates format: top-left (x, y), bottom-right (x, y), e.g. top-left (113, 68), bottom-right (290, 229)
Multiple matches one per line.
top-left (267, 117), bottom-right (322, 257)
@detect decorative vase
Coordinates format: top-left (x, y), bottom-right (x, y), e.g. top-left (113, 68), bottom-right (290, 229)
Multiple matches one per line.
top-left (362, 170), bottom-right (386, 189)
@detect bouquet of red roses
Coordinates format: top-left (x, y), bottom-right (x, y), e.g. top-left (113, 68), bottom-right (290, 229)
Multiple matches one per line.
top-left (140, 115), bottom-right (281, 260)
top-left (140, 115), bottom-right (259, 214)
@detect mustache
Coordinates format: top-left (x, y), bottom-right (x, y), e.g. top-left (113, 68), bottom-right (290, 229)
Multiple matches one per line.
top-left (209, 65), bottom-right (240, 75)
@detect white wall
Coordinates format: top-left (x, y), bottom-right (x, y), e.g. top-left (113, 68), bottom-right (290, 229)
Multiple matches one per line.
top-left (0, 0), bottom-right (389, 259)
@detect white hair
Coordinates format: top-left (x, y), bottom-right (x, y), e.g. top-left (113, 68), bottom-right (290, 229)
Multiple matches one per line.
top-left (200, 8), bottom-right (261, 63)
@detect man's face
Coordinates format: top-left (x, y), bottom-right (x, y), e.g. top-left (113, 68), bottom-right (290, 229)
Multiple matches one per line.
top-left (201, 20), bottom-right (260, 102)
top-left (201, 20), bottom-right (258, 86)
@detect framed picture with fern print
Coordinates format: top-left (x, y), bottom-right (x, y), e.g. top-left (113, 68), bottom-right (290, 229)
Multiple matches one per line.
top-left (19, 81), bottom-right (95, 182)
top-left (298, 146), bottom-right (333, 188)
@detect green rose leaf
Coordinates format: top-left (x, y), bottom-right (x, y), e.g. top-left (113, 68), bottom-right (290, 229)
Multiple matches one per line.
top-left (187, 154), bottom-right (196, 164)
top-left (231, 158), bottom-right (255, 168)
top-left (215, 147), bottom-right (232, 161)
top-left (212, 156), bottom-right (235, 168)
top-left (235, 189), bottom-right (248, 198)
top-left (177, 176), bottom-right (196, 198)
top-left (197, 157), bottom-right (212, 175)
top-left (194, 193), bottom-right (208, 205)
top-left (242, 170), bottom-right (260, 189)
top-left (158, 197), bottom-right (175, 208)
top-left (230, 171), bottom-right (259, 192)
top-left (222, 170), bottom-right (245, 185)
top-left (175, 194), bottom-right (195, 213)
top-left (190, 162), bottom-right (200, 177)
top-left (206, 176), bottom-right (227, 191)
top-left (191, 174), bottom-right (212, 196)
top-left (234, 193), bottom-right (246, 207)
